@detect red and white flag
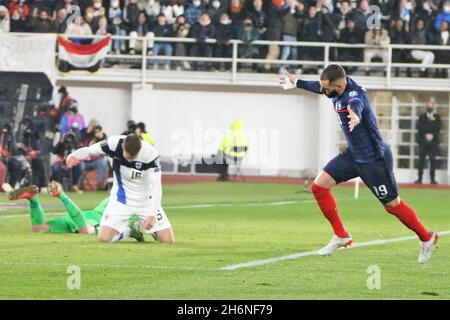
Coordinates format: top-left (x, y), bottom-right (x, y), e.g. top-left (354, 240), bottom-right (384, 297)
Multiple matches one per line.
top-left (58, 36), bottom-right (111, 73)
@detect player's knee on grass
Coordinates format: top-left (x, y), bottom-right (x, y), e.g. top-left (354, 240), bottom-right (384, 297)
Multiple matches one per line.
top-left (98, 226), bottom-right (118, 243)
top-left (156, 228), bottom-right (175, 244)
top-left (31, 224), bottom-right (51, 233)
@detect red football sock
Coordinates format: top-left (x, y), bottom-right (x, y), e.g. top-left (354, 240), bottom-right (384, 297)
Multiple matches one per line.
top-left (311, 182), bottom-right (348, 238)
top-left (385, 200), bottom-right (431, 242)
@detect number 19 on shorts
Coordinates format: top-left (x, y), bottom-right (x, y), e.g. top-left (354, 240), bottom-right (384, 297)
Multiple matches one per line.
top-left (373, 185), bottom-right (388, 198)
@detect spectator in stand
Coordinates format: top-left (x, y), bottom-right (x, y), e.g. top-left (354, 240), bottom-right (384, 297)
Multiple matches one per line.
top-left (418, 0), bottom-right (438, 16)
top-left (336, 0), bottom-right (354, 32)
top-left (410, 18), bottom-right (435, 77)
top-left (435, 0), bottom-right (450, 31)
top-left (214, 12), bottom-right (234, 71)
top-left (300, 5), bottom-right (322, 73)
top-left (84, 6), bottom-right (96, 32)
top-left (9, 0), bottom-right (29, 20)
top-left (338, 17), bottom-right (364, 74)
top-left (9, 8), bottom-right (27, 32)
top-left (139, 0), bottom-right (161, 27)
top-left (129, 11), bottom-right (154, 55)
top-left (173, 14), bottom-right (192, 70)
top-left (249, 0), bottom-right (267, 39)
top-left (135, 122), bottom-right (155, 145)
top-left (123, 0), bottom-right (141, 31)
top-left (433, 21), bottom-right (449, 78)
top-left (79, 119), bottom-right (108, 190)
top-left (236, 17), bottom-right (260, 70)
top-left (363, 25), bottom-right (390, 76)
top-left (59, 100), bottom-right (85, 136)
top-left (96, 15), bottom-right (109, 36)
top-left (121, 120), bottom-right (137, 135)
top-left (185, 0), bottom-right (204, 26)
top-left (28, 0), bottom-right (57, 15)
top-left (263, 0), bottom-right (283, 72)
top-left (55, 8), bottom-right (68, 33)
top-left (228, 0), bottom-right (245, 25)
top-left (397, 0), bottom-right (414, 26)
top-left (279, 1), bottom-right (303, 73)
top-left (108, 0), bottom-right (122, 21)
top-left (162, 0), bottom-right (185, 25)
top-left (389, 18), bottom-right (412, 77)
top-left (206, 0), bottom-right (224, 25)
top-left (190, 12), bottom-right (215, 70)
top-left (151, 13), bottom-right (174, 70)
top-left (56, 86), bottom-right (73, 123)
top-left (319, 4), bottom-right (337, 42)
top-left (110, 13), bottom-right (128, 54)
top-left (0, 5), bottom-right (10, 32)
top-left (352, 0), bottom-right (370, 33)
top-left (29, 8), bottom-right (56, 33)
top-left (65, 15), bottom-right (93, 44)
top-left (51, 130), bottom-right (83, 194)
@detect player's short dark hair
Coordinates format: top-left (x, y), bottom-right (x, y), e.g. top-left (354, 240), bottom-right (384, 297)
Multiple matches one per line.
top-left (320, 64), bottom-right (347, 84)
top-left (123, 134), bottom-right (142, 157)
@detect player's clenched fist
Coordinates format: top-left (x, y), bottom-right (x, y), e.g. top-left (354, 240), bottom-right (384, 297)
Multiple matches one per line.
top-left (143, 215), bottom-right (156, 230)
top-left (66, 154), bottom-right (81, 168)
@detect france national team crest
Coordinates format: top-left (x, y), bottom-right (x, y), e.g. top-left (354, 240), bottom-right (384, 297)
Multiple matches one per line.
top-left (135, 162), bottom-right (143, 170)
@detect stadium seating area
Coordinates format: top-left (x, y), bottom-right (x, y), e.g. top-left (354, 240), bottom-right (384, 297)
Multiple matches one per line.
top-left (0, 0), bottom-right (449, 75)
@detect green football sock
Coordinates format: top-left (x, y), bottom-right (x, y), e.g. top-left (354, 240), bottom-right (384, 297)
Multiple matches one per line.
top-left (29, 196), bottom-right (45, 226)
top-left (59, 191), bottom-right (86, 229)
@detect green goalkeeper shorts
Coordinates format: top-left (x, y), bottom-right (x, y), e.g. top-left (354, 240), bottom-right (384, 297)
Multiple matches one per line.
top-left (46, 210), bottom-right (102, 234)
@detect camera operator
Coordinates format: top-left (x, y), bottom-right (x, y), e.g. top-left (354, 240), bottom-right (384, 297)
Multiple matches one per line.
top-left (51, 129), bottom-right (83, 193)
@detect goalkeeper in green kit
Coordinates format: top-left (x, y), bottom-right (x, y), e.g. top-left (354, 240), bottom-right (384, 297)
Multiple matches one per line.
top-left (6, 181), bottom-right (174, 243)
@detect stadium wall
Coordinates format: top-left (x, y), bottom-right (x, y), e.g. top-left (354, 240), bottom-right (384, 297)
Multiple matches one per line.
top-left (57, 80), bottom-right (449, 183)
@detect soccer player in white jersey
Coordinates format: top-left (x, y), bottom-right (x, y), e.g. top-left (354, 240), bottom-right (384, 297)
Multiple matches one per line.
top-left (66, 134), bottom-right (174, 243)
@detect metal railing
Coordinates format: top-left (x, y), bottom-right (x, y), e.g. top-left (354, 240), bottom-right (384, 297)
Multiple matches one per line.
top-left (11, 32), bottom-right (449, 85)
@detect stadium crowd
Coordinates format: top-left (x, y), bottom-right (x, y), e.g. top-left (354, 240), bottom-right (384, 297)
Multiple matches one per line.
top-left (0, 86), bottom-right (154, 194)
top-left (0, 0), bottom-right (448, 75)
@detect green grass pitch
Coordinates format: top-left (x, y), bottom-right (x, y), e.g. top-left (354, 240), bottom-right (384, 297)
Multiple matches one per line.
top-left (0, 182), bottom-right (449, 299)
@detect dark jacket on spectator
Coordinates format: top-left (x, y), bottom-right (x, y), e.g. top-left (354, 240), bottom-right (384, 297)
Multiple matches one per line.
top-left (10, 17), bottom-right (28, 32)
top-left (190, 21), bottom-right (215, 42)
top-left (215, 21), bottom-right (235, 43)
top-left (265, 2), bottom-right (283, 41)
top-left (29, 16), bottom-right (56, 33)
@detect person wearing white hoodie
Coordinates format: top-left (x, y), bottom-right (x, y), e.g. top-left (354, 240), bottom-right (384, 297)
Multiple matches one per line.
top-left (0, 5), bottom-right (10, 33)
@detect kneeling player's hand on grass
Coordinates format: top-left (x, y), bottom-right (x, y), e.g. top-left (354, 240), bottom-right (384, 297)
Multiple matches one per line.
top-left (279, 69), bottom-right (297, 90)
top-left (143, 216), bottom-right (156, 230)
top-left (66, 155), bottom-right (80, 168)
top-left (347, 107), bottom-right (361, 132)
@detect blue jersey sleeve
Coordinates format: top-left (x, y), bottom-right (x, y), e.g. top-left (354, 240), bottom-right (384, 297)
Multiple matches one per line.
top-left (296, 80), bottom-right (322, 94)
top-left (348, 97), bottom-right (363, 119)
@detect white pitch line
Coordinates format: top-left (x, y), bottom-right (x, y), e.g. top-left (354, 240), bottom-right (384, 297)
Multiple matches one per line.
top-left (1, 232), bottom-right (448, 272)
top-left (218, 230), bottom-right (450, 271)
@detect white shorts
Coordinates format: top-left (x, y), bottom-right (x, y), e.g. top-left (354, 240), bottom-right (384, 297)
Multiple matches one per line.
top-left (147, 207), bottom-right (172, 234)
top-left (100, 199), bottom-right (171, 233)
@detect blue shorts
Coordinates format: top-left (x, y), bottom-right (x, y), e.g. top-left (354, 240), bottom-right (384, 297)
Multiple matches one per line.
top-left (323, 145), bottom-right (398, 203)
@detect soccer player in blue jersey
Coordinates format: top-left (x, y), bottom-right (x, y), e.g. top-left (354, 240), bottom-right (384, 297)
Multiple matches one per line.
top-left (279, 65), bottom-right (438, 264)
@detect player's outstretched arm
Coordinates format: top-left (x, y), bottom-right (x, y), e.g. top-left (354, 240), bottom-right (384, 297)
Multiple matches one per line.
top-left (278, 69), bottom-right (322, 94)
top-left (66, 142), bottom-right (106, 168)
